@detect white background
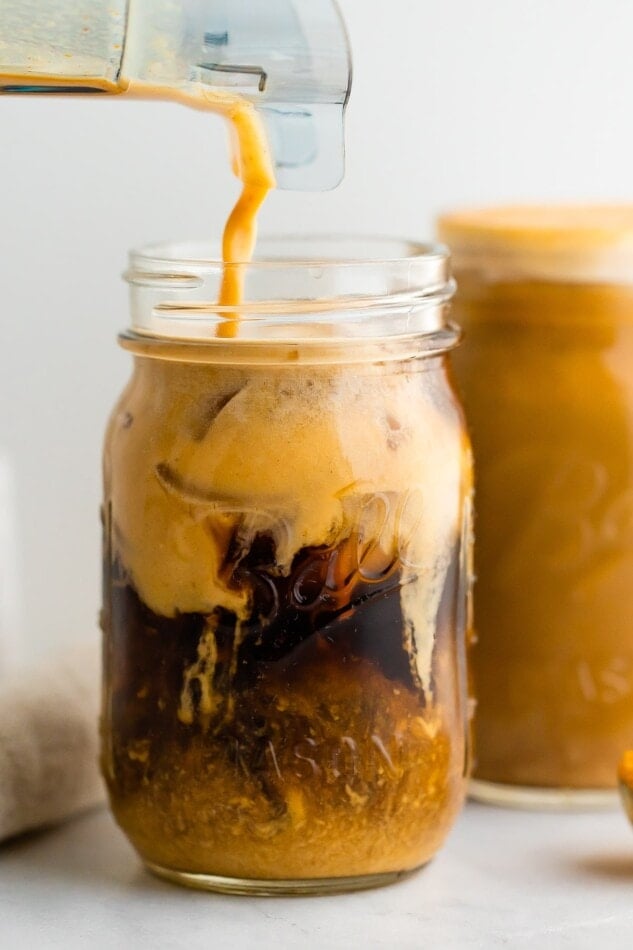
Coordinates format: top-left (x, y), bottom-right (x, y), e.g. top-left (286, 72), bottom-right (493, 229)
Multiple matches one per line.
top-left (2, 0), bottom-right (633, 660)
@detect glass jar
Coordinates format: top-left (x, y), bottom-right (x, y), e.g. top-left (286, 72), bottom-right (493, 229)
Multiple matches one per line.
top-left (439, 206), bottom-right (633, 808)
top-left (100, 237), bottom-right (473, 894)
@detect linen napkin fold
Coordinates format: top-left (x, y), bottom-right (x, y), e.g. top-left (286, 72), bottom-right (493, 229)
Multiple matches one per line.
top-left (0, 641), bottom-right (105, 843)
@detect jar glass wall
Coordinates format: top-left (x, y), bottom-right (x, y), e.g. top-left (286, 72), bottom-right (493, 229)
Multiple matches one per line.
top-left (439, 206), bottom-right (633, 808)
top-left (101, 238), bottom-right (473, 893)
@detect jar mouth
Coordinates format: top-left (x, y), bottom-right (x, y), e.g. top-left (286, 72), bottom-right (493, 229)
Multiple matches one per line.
top-left (124, 236), bottom-right (456, 348)
top-left (439, 205), bottom-right (633, 284)
top-left (128, 236), bottom-right (449, 273)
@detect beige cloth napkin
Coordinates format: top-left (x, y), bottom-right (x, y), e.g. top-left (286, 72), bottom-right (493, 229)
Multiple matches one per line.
top-left (0, 642), bottom-right (105, 842)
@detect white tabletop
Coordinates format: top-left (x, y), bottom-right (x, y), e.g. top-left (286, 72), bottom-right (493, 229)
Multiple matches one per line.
top-left (1, 802), bottom-right (632, 950)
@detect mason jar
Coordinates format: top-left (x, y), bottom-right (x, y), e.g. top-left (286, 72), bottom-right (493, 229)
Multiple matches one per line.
top-left (439, 205), bottom-right (633, 808)
top-left (100, 237), bottom-right (473, 894)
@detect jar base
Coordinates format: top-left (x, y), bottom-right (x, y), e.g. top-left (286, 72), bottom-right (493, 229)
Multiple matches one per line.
top-left (144, 861), bottom-right (423, 896)
top-left (469, 778), bottom-right (620, 811)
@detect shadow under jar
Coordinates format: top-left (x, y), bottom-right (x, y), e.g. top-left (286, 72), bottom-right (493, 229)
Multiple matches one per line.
top-left (100, 237), bottom-right (473, 894)
top-left (440, 206), bottom-right (633, 809)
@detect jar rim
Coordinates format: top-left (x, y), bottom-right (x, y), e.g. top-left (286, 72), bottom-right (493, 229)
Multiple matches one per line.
top-left (128, 235), bottom-right (450, 271)
top-left (438, 204), bottom-right (633, 285)
top-left (123, 235), bottom-right (456, 350)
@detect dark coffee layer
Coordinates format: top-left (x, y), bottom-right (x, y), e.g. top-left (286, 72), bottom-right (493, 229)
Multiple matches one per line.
top-left (101, 527), bottom-right (466, 879)
top-left (102, 530), bottom-right (427, 790)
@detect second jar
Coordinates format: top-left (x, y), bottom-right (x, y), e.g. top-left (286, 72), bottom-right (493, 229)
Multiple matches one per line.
top-left (101, 238), bottom-right (473, 893)
top-left (440, 206), bottom-right (633, 807)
